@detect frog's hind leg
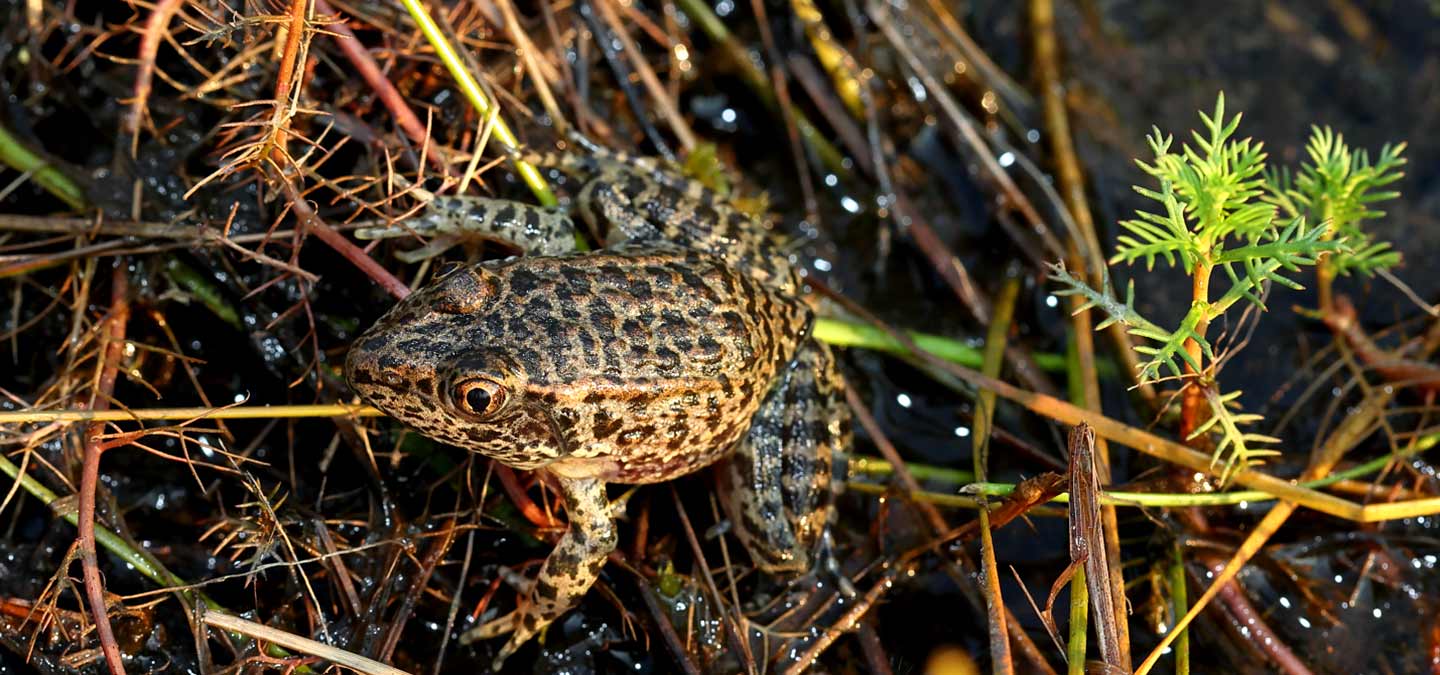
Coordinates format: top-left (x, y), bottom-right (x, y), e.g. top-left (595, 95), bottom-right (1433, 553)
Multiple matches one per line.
top-left (356, 195), bottom-right (579, 257)
top-left (467, 475), bottom-right (617, 669)
top-left (718, 340), bottom-right (851, 575)
top-left (574, 173), bottom-right (799, 294)
top-left (527, 133), bottom-right (728, 207)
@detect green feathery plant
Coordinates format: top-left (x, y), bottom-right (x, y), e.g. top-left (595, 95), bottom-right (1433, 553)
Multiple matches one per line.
top-left (1050, 94), bottom-right (1405, 482)
top-left (1265, 127), bottom-right (1406, 306)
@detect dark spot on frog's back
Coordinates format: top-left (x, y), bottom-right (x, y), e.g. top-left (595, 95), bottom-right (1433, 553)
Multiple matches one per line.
top-left (347, 367), bottom-right (378, 386)
top-left (559, 265), bottom-right (592, 293)
top-left (720, 310), bottom-right (746, 333)
top-left (597, 262), bottom-right (626, 279)
top-left (660, 309), bottom-right (686, 329)
top-left (493, 203), bottom-right (517, 225)
top-left (619, 425), bottom-right (655, 446)
top-left (625, 278), bottom-right (653, 301)
top-left (506, 316), bottom-right (528, 339)
top-left (621, 318), bottom-right (646, 340)
top-left (507, 268), bottom-right (544, 295)
top-left (677, 267), bottom-right (708, 292)
top-left (653, 346), bottom-right (680, 373)
top-left (516, 347), bottom-right (544, 373)
top-left (546, 545), bottom-right (579, 577)
top-left (358, 332), bottom-right (392, 353)
top-left (587, 301), bottom-right (617, 339)
top-left (694, 335), bottom-right (724, 364)
top-left (645, 265), bottom-right (676, 290)
top-left (525, 295), bottom-right (555, 316)
top-left (625, 389), bottom-right (656, 413)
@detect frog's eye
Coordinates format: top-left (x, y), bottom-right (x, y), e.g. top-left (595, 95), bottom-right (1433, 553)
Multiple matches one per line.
top-left (455, 377), bottom-right (507, 417)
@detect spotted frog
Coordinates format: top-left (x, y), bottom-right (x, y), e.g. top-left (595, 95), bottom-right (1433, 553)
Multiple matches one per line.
top-left (344, 143), bottom-right (850, 664)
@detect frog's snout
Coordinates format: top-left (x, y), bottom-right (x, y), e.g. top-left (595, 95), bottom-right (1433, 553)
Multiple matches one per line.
top-left (344, 330), bottom-right (417, 404)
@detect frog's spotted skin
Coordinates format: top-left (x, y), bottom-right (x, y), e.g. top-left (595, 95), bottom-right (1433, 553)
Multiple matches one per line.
top-left (346, 143), bottom-right (849, 666)
top-left (719, 338), bottom-right (848, 574)
top-left (347, 248), bottom-right (809, 481)
top-left (355, 196), bottom-right (578, 257)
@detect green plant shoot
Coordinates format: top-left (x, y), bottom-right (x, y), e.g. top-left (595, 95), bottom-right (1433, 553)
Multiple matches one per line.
top-left (1048, 93), bottom-right (1405, 482)
top-left (1265, 126), bottom-right (1406, 291)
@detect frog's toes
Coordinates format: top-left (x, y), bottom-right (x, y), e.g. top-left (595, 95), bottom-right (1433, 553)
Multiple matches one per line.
top-left (488, 608), bottom-right (550, 670)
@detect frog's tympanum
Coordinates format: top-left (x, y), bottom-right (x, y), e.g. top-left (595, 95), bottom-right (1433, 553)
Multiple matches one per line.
top-left (345, 143), bottom-right (850, 665)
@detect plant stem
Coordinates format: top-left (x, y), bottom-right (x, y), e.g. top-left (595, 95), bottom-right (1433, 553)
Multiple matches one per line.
top-left (1066, 567), bottom-right (1088, 675)
top-left (975, 276), bottom-right (1018, 675)
top-left (0, 122), bottom-right (87, 209)
top-left (79, 266), bottom-right (131, 675)
top-left (396, 0), bottom-right (557, 206)
top-left (813, 318), bottom-right (1083, 374)
top-left (1315, 201), bottom-right (1336, 312)
top-left (1169, 543), bottom-right (1190, 674)
top-left (1179, 263), bottom-right (1214, 443)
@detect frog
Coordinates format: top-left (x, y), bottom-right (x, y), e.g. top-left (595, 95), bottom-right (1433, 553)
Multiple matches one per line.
top-left (343, 140), bottom-right (851, 666)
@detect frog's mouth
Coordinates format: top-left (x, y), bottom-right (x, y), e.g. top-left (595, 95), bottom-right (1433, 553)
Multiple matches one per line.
top-left (455, 402), bottom-right (578, 472)
top-left (536, 403), bottom-right (577, 464)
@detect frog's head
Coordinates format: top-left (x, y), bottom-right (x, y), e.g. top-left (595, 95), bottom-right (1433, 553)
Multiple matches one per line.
top-left (344, 264), bottom-right (573, 469)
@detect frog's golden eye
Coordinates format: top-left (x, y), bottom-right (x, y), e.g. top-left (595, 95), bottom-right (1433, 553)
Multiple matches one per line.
top-left (455, 378), bottom-right (507, 417)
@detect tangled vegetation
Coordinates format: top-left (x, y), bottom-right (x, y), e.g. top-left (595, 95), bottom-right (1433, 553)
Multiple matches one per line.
top-left (1, 1), bottom-right (1438, 674)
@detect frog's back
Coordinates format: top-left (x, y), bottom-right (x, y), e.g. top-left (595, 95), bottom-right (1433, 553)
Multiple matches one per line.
top-left (485, 250), bottom-right (786, 381)
top-left (496, 249), bottom-right (809, 482)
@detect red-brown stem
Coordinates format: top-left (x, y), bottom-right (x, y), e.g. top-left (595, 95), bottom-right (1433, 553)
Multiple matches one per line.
top-left (272, 0), bottom-right (309, 109)
top-left (856, 619), bottom-right (894, 675)
top-left (79, 264), bottom-right (131, 675)
top-left (1179, 264), bottom-right (1214, 443)
top-left (495, 465), bottom-right (559, 528)
top-left (126, 0), bottom-right (183, 156)
top-left (1326, 295), bottom-right (1440, 392)
top-left (1196, 554), bottom-right (1314, 675)
top-left (277, 176), bottom-right (412, 299)
top-left (316, 0), bottom-right (451, 176)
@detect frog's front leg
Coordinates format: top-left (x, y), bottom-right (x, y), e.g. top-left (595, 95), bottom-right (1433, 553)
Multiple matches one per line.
top-left (357, 195), bottom-right (580, 257)
top-left (470, 474), bottom-right (617, 668)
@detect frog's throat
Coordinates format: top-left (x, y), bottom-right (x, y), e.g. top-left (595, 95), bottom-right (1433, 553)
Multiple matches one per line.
top-left (546, 456), bottom-right (623, 480)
